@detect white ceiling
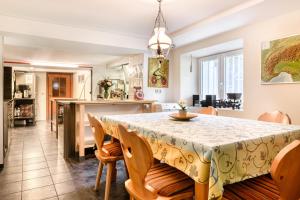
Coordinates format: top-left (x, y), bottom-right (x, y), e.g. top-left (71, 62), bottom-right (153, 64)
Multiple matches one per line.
top-left (186, 39), bottom-right (244, 58)
top-left (0, 0), bottom-right (247, 38)
top-left (3, 34), bottom-right (137, 66)
top-left (0, 0), bottom-right (300, 66)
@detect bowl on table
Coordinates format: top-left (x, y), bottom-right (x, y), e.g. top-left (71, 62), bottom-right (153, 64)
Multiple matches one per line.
top-left (169, 113), bottom-right (198, 121)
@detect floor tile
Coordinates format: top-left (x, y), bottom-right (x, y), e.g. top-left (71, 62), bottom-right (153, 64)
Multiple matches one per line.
top-left (47, 160), bottom-right (67, 168)
top-left (0, 173), bottom-right (22, 184)
top-left (2, 121), bottom-right (129, 200)
top-left (0, 166), bottom-right (22, 175)
top-left (55, 181), bottom-right (76, 196)
top-left (23, 154), bottom-right (44, 160)
top-left (47, 197), bottom-right (59, 200)
top-left (23, 168), bottom-right (51, 180)
top-left (22, 176), bottom-right (53, 191)
top-left (0, 181), bottom-right (22, 196)
top-left (46, 155), bottom-right (63, 161)
top-left (58, 192), bottom-right (87, 200)
top-left (51, 172), bottom-right (73, 184)
top-left (49, 166), bottom-right (71, 175)
top-left (6, 155), bottom-right (23, 162)
top-left (4, 160), bottom-right (22, 167)
top-left (23, 162), bottom-right (48, 172)
top-left (1, 192), bottom-right (21, 200)
top-left (21, 185), bottom-right (57, 200)
top-left (23, 157), bottom-right (46, 165)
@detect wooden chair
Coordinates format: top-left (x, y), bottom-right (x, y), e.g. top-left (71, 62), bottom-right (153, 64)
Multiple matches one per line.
top-left (223, 140), bottom-right (300, 200)
top-left (257, 111), bottom-right (292, 124)
top-left (118, 124), bottom-right (194, 200)
top-left (199, 106), bottom-right (218, 116)
top-left (87, 113), bottom-right (124, 200)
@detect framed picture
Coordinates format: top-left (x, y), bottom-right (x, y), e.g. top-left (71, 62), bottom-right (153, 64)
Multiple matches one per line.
top-left (261, 34), bottom-right (300, 84)
top-left (148, 58), bottom-right (169, 88)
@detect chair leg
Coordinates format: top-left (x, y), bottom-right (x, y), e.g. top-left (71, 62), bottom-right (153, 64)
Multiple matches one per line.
top-left (95, 161), bottom-right (104, 191)
top-left (104, 162), bottom-right (113, 200)
top-left (124, 160), bottom-right (129, 179)
top-left (111, 161), bottom-right (117, 182)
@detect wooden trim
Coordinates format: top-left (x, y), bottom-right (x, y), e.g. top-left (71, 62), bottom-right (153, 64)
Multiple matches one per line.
top-left (4, 60), bottom-right (30, 65)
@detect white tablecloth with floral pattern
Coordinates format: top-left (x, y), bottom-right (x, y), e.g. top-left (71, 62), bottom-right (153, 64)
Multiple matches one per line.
top-left (101, 112), bottom-right (300, 199)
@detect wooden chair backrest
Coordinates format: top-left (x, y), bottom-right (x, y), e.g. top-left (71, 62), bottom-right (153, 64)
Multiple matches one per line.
top-left (118, 124), bottom-right (157, 199)
top-left (87, 113), bottom-right (105, 150)
top-left (271, 140), bottom-right (300, 200)
top-left (257, 111), bottom-right (291, 124)
top-left (199, 106), bottom-right (218, 116)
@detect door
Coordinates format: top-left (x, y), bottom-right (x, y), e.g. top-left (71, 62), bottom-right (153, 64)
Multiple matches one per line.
top-left (47, 73), bottom-right (73, 120)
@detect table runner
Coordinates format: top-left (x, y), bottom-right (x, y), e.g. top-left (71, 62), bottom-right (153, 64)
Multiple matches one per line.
top-left (101, 112), bottom-right (300, 199)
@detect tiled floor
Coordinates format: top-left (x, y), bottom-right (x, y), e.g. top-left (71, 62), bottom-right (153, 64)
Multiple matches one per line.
top-left (0, 122), bottom-right (129, 200)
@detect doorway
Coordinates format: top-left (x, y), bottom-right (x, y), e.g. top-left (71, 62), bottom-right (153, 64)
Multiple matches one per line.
top-left (47, 73), bottom-right (73, 120)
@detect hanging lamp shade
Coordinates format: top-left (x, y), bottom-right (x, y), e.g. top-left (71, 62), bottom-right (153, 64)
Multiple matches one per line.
top-left (148, 0), bottom-right (174, 59)
top-left (148, 27), bottom-right (172, 50)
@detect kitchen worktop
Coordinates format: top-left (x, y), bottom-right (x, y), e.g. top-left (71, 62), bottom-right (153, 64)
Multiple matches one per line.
top-left (57, 99), bottom-right (156, 105)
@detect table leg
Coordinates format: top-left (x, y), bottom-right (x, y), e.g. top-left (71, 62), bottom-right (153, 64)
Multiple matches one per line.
top-left (195, 182), bottom-right (209, 200)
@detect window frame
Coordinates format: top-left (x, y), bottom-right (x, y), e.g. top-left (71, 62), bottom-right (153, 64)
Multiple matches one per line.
top-left (199, 49), bottom-right (243, 100)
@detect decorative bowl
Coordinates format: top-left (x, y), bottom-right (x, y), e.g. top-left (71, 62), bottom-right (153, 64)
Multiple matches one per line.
top-left (169, 113), bottom-right (198, 121)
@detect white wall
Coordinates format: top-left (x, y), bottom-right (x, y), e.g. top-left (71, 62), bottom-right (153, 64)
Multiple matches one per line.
top-left (173, 9), bottom-right (300, 124)
top-left (12, 67), bottom-right (92, 120)
top-left (92, 54), bottom-right (176, 102)
top-left (35, 72), bottom-right (47, 121)
top-left (143, 54), bottom-right (175, 102)
top-left (92, 65), bottom-right (106, 100)
top-left (179, 55), bottom-right (199, 105)
top-left (0, 36), bottom-right (3, 165)
top-left (73, 70), bottom-right (92, 100)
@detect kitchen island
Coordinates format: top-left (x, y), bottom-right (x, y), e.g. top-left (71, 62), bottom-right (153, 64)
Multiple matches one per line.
top-left (57, 99), bottom-right (155, 160)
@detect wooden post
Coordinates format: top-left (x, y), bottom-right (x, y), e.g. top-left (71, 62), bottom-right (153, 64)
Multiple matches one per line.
top-left (78, 104), bottom-right (85, 160)
top-left (0, 36), bottom-right (3, 166)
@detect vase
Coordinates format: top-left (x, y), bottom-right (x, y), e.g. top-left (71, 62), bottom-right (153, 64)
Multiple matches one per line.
top-left (178, 110), bottom-right (187, 117)
top-left (104, 90), bottom-right (110, 99)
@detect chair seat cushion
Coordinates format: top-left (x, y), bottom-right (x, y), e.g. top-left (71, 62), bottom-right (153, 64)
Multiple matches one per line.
top-left (223, 174), bottom-right (279, 200)
top-left (145, 163), bottom-right (194, 197)
top-left (101, 142), bottom-right (123, 156)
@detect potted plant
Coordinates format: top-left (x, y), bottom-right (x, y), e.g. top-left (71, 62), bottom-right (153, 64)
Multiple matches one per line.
top-left (98, 79), bottom-right (113, 99)
top-left (178, 99), bottom-right (188, 117)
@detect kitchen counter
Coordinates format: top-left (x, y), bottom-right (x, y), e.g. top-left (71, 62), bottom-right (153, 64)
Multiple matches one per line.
top-left (57, 99), bottom-right (155, 105)
top-left (57, 99), bottom-right (156, 160)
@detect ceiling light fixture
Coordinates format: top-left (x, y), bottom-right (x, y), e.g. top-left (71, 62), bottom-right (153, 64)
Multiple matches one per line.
top-left (30, 61), bottom-right (79, 68)
top-left (148, 0), bottom-right (174, 60)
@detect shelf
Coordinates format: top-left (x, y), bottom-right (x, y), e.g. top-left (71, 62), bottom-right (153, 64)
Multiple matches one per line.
top-left (14, 98), bottom-right (35, 100)
top-left (14, 116), bottom-right (34, 119)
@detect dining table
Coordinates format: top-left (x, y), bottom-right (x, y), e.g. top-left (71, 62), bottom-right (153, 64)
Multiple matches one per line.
top-left (100, 112), bottom-right (300, 200)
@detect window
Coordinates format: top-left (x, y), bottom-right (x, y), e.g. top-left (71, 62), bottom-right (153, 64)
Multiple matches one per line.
top-left (199, 50), bottom-right (243, 100)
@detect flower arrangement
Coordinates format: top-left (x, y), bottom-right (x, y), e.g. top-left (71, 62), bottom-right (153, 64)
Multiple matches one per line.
top-left (178, 99), bottom-right (188, 117)
top-left (98, 79), bottom-right (113, 99)
top-left (99, 79), bottom-right (113, 90)
top-left (178, 99), bottom-right (187, 110)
